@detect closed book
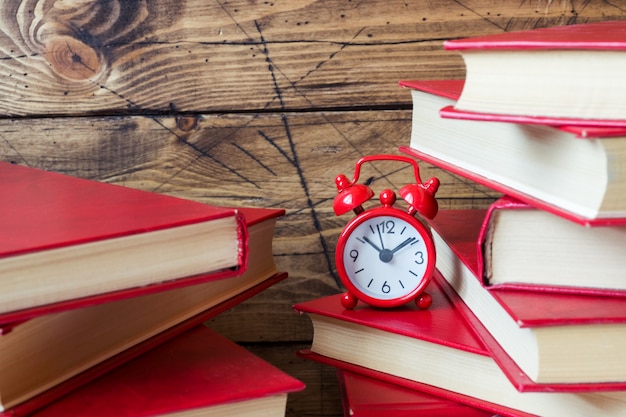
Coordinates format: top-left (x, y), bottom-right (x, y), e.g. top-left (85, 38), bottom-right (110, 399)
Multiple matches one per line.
top-left (0, 161), bottom-right (249, 323)
top-left (29, 325), bottom-right (305, 417)
top-left (443, 20), bottom-right (626, 124)
top-left (0, 207), bottom-right (285, 414)
top-left (312, 357), bottom-right (530, 417)
top-left (440, 105), bottom-right (626, 129)
top-left (398, 79), bottom-right (626, 225)
top-left (336, 369), bottom-right (494, 417)
top-left (479, 196), bottom-right (626, 294)
top-left (428, 208), bottom-right (626, 388)
top-left (295, 275), bottom-right (626, 417)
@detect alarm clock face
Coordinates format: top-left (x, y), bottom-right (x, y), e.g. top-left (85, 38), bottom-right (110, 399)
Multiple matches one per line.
top-left (337, 210), bottom-right (434, 305)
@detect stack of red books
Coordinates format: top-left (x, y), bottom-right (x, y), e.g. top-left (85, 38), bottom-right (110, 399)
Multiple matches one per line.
top-left (0, 161), bottom-right (303, 416)
top-left (296, 20), bottom-right (626, 417)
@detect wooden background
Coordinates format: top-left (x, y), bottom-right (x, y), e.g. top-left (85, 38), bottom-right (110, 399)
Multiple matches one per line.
top-left (1, 1), bottom-right (624, 415)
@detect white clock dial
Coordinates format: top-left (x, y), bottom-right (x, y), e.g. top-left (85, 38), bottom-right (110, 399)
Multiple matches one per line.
top-left (342, 214), bottom-right (430, 300)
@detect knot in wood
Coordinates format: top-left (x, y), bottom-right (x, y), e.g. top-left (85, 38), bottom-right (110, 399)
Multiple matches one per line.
top-left (176, 115), bottom-right (199, 132)
top-left (45, 36), bottom-right (104, 81)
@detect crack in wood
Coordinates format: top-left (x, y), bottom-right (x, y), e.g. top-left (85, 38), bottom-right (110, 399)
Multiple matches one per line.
top-left (65, 41), bottom-right (96, 74)
top-left (294, 26), bottom-right (366, 87)
top-left (256, 130), bottom-right (295, 167)
top-left (0, 53), bottom-right (39, 61)
top-left (231, 142), bottom-right (277, 176)
top-left (255, 20), bottom-right (340, 288)
top-left (0, 134), bottom-right (30, 167)
top-left (451, 0), bottom-right (507, 30)
top-left (144, 116), bottom-right (261, 192)
top-left (105, 37), bottom-right (447, 48)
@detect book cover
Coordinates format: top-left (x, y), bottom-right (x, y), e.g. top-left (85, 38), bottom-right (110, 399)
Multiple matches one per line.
top-left (398, 79), bottom-right (626, 225)
top-left (0, 162), bottom-right (252, 322)
top-left (28, 325), bottom-right (304, 417)
top-left (442, 20), bottom-right (626, 122)
top-left (0, 206), bottom-right (285, 414)
top-left (478, 196), bottom-right (626, 294)
top-left (295, 275), bottom-right (626, 416)
top-left (444, 20), bottom-right (626, 51)
top-left (440, 105), bottom-right (626, 128)
top-left (428, 208), bottom-right (626, 389)
top-left (336, 369), bottom-right (495, 417)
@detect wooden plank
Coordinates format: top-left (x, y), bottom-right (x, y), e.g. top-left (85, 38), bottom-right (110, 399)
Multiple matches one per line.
top-left (0, 111), bottom-right (500, 203)
top-left (0, 1), bottom-right (621, 115)
top-left (0, 111), bottom-right (498, 341)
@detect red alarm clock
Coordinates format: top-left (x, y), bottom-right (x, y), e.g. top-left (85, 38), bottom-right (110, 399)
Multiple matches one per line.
top-left (333, 154), bottom-right (439, 310)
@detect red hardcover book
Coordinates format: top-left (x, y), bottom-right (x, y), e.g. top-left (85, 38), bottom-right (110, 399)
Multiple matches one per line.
top-left (336, 369), bottom-right (493, 417)
top-left (294, 275), bottom-right (626, 416)
top-left (2, 272), bottom-right (289, 417)
top-left (27, 325), bottom-right (304, 417)
top-left (477, 196), bottom-right (626, 294)
top-left (0, 206), bottom-right (285, 414)
top-left (400, 79), bottom-right (626, 137)
top-left (443, 20), bottom-right (626, 124)
top-left (398, 79), bottom-right (626, 225)
top-left (310, 356), bottom-right (531, 417)
top-left (0, 161), bottom-right (252, 324)
top-left (428, 208), bottom-right (626, 389)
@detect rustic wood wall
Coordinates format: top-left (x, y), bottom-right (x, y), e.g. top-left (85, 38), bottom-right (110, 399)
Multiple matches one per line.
top-left (1, 1), bottom-right (624, 415)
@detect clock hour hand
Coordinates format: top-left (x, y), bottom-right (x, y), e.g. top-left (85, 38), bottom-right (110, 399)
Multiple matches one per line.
top-left (362, 236), bottom-right (383, 253)
top-left (390, 237), bottom-right (416, 254)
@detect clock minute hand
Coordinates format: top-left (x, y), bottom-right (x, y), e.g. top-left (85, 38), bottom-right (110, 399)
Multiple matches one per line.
top-left (390, 237), bottom-right (416, 254)
top-left (362, 236), bottom-right (383, 253)
top-left (376, 224), bottom-right (386, 250)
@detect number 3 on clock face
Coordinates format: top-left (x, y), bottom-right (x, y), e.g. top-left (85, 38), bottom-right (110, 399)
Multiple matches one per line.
top-left (336, 209), bottom-right (436, 308)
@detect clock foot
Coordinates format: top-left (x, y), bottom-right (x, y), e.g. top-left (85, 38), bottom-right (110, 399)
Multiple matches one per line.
top-left (416, 292), bottom-right (432, 309)
top-left (341, 292), bottom-right (358, 309)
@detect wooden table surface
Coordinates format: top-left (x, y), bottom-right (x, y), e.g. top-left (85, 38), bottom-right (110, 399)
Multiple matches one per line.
top-left (0, 1), bottom-right (622, 415)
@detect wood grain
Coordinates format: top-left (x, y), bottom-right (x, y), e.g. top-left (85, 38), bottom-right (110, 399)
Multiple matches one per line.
top-left (0, 1), bottom-right (621, 115)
